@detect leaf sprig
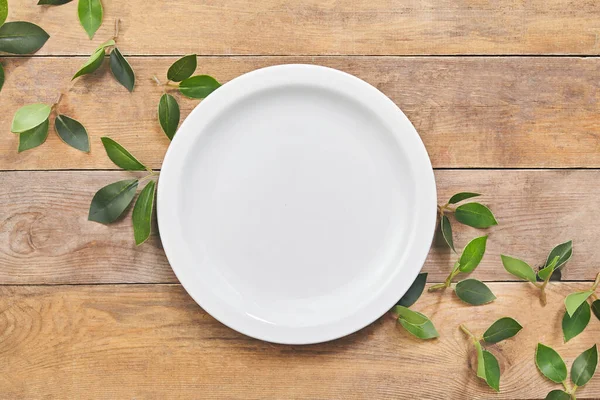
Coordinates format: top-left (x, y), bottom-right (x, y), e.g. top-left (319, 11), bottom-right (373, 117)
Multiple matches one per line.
top-left (536, 343), bottom-right (598, 399)
top-left (88, 137), bottom-right (157, 245)
top-left (501, 240), bottom-right (573, 305)
top-left (38, 0), bottom-right (103, 40)
top-left (428, 235), bottom-right (496, 305)
top-left (393, 273), bottom-right (439, 340)
top-left (439, 192), bottom-right (497, 252)
top-left (562, 271), bottom-right (600, 342)
top-left (460, 317), bottom-right (523, 391)
top-left (154, 54), bottom-right (221, 140)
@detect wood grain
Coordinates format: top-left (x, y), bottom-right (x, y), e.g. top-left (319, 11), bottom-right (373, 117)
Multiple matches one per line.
top-left (6, 0), bottom-right (600, 55)
top-left (0, 283), bottom-right (598, 399)
top-left (1, 169), bottom-right (600, 285)
top-left (2, 56), bottom-right (600, 170)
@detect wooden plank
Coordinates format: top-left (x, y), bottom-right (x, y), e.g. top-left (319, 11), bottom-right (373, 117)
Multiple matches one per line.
top-left (2, 56), bottom-right (600, 169)
top-left (6, 0), bottom-right (600, 55)
top-left (0, 283), bottom-right (598, 399)
top-left (1, 169), bottom-right (599, 285)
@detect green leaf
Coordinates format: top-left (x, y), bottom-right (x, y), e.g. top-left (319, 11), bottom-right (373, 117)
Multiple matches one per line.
top-left (393, 305), bottom-right (428, 325)
top-left (38, 0), bottom-right (73, 5)
top-left (397, 273), bottom-right (427, 307)
top-left (11, 103), bottom-right (51, 133)
top-left (167, 54), bottom-right (197, 82)
top-left (77, 0), bottom-right (102, 39)
top-left (544, 390), bottom-right (571, 400)
top-left (455, 279), bottom-right (496, 306)
top-left (72, 48), bottom-right (105, 79)
top-left (132, 180), bottom-right (156, 245)
top-left (109, 47), bottom-right (135, 92)
top-left (535, 343), bottom-right (567, 383)
top-left (179, 75), bottom-right (221, 99)
top-left (545, 240), bottom-right (573, 270)
top-left (100, 137), bottom-right (147, 171)
top-left (538, 256), bottom-right (560, 281)
top-left (483, 317), bottom-right (523, 344)
top-left (562, 301), bottom-right (591, 343)
top-left (482, 350), bottom-right (500, 391)
top-left (88, 179), bottom-right (138, 224)
top-left (158, 93), bottom-right (180, 140)
top-left (396, 308), bottom-right (438, 340)
top-left (571, 344), bottom-right (598, 387)
top-left (18, 118), bottom-right (49, 152)
top-left (455, 203), bottom-right (498, 229)
top-left (55, 114), bottom-right (90, 152)
top-left (0, 22), bottom-right (50, 54)
top-left (0, 62), bottom-right (4, 93)
top-left (592, 299), bottom-right (600, 321)
top-left (472, 342), bottom-right (486, 378)
top-left (458, 236), bottom-right (487, 273)
top-left (448, 192), bottom-right (481, 204)
top-left (501, 254), bottom-right (536, 283)
top-left (565, 290), bottom-right (594, 317)
top-left (440, 215), bottom-right (455, 253)
top-left (0, 0), bottom-right (7, 26)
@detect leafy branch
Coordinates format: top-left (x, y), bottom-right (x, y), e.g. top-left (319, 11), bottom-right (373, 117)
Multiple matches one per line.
top-left (392, 273), bottom-right (439, 340)
top-left (501, 240), bottom-right (573, 305)
top-left (153, 54), bottom-right (221, 140)
top-left (38, 0), bottom-right (104, 40)
top-left (460, 317), bottom-right (523, 391)
top-left (561, 271), bottom-right (600, 342)
top-left (536, 343), bottom-right (598, 399)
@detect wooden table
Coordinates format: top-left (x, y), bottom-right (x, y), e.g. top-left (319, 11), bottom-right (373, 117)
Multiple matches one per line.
top-left (2, 1), bottom-right (600, 398)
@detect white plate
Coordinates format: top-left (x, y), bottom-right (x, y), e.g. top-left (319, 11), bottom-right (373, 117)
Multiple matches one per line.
top-left (158, 64), bottom-right (436, 344)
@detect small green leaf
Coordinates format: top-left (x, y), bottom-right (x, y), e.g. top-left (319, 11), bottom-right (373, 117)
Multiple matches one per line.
top-left (538, 256), bottom-right (560, 281)
top-left (55, 114), bottom-right (90, 152)
top-left (158, 93), bottom-right (180, 140)
top-left (0, 0), bottom-right (7, 26)
top-left (179, 75), bottom-right (221, 99)
top-left (100, 137), bottom-right (147, 171)
top-left (94, 38), bottom-right (115, 51)
top-left (544, 390), bottom-right (571, 400)
top-left (393, 305), bottom-right (428, 325)
top-left (482, 350), bottom-right (500, 391)
top-left (501, 255), bottom-right (536, 283)
top-left (565, 290), bottom-right (594, 317)
top-left (11, 103), bottom-right (51, 133)
top-left (458, 236), bottom-right (487, 273)
top-left (0, 62), bottom-right (4, 93)
top-left (38, 0), bottom-right (73, 5)
top-left (397, 273), bottom-right (427, 308)
top-left (109, 47), bottom-right (135, 92)
top-left (483, 317), bottom-right (523, 344)
top-left (535, 343), bottom-right (567, 383)
top-left (18, 118), bottom-right (49, 152)
top-left (0, 22), bottom-right (50, 54)
top-left (396, 308), bottom-right (438, 340)
top-left (545, 240), bottom-right (573, 270)
top-left (167, 54), bottom-right (197, 82)
top-left (475, 341), bottom-right (486, 379)
top-left (571, 344), bottom-right (598, 387)
top-left (455, 203), bottom-right (498, 229)
top-left (88, 179), bottom-right (138, 224)
top-left (455, 279), bottom-right (496, 305)
top-left (77, 0), bottom-right (103, 39)
top-left (132, 180), bottom-right (156, 245)
top-left (72, 48), bottom-right (105, 79)
top-left (440, 215), bottom-right (455, 253)
top-left (562, 301), bottom-right (591, 343)
top-left (592, 299), bottom-right (600, 321)
top-left (448, 192), bottom-right (481, 204)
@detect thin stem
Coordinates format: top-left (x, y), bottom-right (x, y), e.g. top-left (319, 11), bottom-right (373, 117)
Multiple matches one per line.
top-left (428, 283), bottom-right (448, 292)
top-left (592, 272), bottom-right (600, 291)
top-left (113, 18), bottom-right (121, 41)
top-left (592, 293), bottom-right (598, 301)
top-left (459, 324), bottom-right (477, 341)
top-left (138, 171), bottom-right (159, 183)
top-left (438, 204), bottom-right (456, 213)
top-left (166, 82), bottom-right (179, 87)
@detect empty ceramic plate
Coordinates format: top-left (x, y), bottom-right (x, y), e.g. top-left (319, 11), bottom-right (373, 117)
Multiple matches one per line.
top-left (157, 64), bottom-right (436, 344)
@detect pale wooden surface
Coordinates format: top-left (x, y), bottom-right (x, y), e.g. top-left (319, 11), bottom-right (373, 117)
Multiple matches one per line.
top-left (2, 0), bottom-right (600, 399)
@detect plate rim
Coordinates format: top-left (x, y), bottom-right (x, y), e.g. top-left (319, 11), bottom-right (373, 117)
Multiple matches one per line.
top-left (157, 64), bottom-right (437, 344)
